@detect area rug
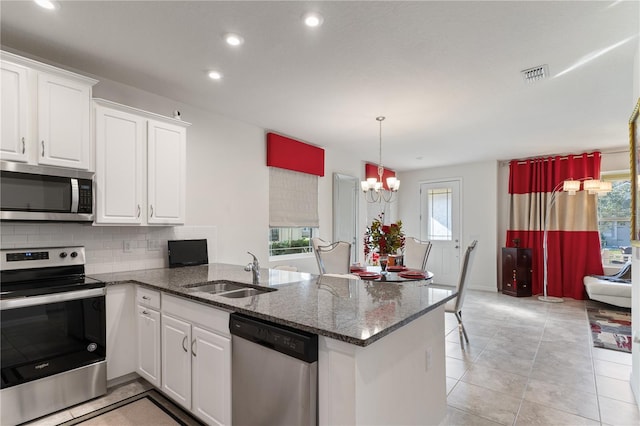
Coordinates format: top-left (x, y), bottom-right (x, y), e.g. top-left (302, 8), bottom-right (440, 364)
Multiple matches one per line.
top-left (61, 389), bottom-right (203, 426)
top-left (587, 305), bottom-right (632, 353)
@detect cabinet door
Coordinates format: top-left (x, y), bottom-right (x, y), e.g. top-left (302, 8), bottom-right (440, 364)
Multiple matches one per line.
top-left (147, 120), bottom-right (185, 224)
top-left (95, 105), bottom-right (145, 224)
top-left (1, 62), bottom-right (29, 162)
top-left (136, 306), bottom-right (161, 387)
top-left (161, 314), bottom-right (192, 409)
top-left (192, 326), bottom-right (231, 426)
top-left (37, 72), bottom-right (91, 169)
top-left (106, 285), bottom-right (136, 381)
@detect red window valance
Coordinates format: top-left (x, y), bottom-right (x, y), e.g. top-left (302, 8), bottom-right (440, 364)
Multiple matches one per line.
top-left (266, 133), bottom-right (324, 177)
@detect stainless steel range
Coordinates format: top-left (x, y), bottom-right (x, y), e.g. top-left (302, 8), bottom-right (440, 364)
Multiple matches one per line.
top-left (0, 246), bottom-right (106, 425)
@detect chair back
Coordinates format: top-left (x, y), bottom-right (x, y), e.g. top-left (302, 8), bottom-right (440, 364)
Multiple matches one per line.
top-left (314, 240), bottom-right (351, 275)
top-left (452, 240), bottom-right (478, 313)
top-left (403, 237), bottom-right (432, 270)
top-left (312, 237), bottom-right (328, 274)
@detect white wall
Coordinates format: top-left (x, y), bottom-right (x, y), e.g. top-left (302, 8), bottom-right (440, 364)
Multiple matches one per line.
top-left (397, 160), bottom-right (499, 291)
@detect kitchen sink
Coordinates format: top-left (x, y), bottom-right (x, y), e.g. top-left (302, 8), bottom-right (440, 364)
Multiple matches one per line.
top-left (184, 281), bottom-right (245, 294)
top-left (184, 280), bottom-right (276, 298)
top-left (219, 288), bottom-right (273, 298)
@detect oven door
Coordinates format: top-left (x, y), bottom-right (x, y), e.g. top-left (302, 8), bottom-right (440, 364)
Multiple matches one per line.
top-left (0, 288), bottom-right (106, 389)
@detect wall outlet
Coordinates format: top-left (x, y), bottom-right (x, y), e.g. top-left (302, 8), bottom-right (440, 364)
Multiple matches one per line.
top-left (147, 239), bottom-right (161, 251)
top-left (123, 240), bottom-right (134, 253)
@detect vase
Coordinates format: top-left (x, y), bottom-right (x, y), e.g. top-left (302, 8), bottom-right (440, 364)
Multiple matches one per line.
top-left (379, 254), bottom-right (388, 274)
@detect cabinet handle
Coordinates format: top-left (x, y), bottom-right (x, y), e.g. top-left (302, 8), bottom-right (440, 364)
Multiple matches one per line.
top-left (142, 295), bottom-right (150, 300)
top-left (21, 137), bottom-right (25, 154)
top-left (41, 140), bottom-right (45, 157)
top-left (142, 310), bottom-right (149, 315)
top-left (191, 339), bottom-right (197, 357)
top-left (182, 336), bottom-right (188, 352)
top-left (137, 204), bottom-right (141, 218)
top-left (150, 205), bottom-right (154, 217)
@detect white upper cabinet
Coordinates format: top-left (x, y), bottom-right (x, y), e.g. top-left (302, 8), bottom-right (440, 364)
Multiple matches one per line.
top-left (0, 51), bottom-right (97, 170)
top-left (147, 120), bottom-right (186, 225)
top-left (1, 61), bottom-right (28, 162)
top-left (95, 105), bottom-right (145, 224)
top-left (93, 99), bottom-right (189, 226)
top-left (38, 72), bottom-right (92, 169)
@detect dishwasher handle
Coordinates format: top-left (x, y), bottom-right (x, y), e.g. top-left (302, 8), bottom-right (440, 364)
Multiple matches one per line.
top-left (230, 313), bottom-right (318, 363)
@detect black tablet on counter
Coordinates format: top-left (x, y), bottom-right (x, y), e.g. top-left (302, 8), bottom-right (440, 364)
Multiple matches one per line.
top-left (168, 239), bottom-right (208, 268)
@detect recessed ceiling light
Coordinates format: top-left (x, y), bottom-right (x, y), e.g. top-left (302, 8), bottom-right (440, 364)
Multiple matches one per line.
top-left (303, 12), bottom-right (323, 28)
top-left (34, 0), bottom-right (60, 10)
top-left (208, 70), bottom-right (223, 80)
top-left (223, 33), bottom-right (244, 47)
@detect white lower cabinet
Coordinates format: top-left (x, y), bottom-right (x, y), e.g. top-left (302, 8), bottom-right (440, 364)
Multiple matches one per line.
top-left (191, 326), bottom-right (231, 425)
top-left (136, 305), bottom-right (161, 387)
top-left (160, 294), bottom-right (231, 426)
top-left (161, 313), bottom-right (192, 407)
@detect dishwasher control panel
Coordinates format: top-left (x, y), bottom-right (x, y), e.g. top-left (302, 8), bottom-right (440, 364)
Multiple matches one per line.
top-left (230, 313), bottom-right (318, 363)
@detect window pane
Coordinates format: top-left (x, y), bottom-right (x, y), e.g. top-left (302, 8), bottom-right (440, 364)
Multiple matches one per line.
top-left (597, 178), bottom-right (631, 265)
top-left (427, 188), bottom-right (452, 241)
top-left (269, 227), bottom-right (315, 256)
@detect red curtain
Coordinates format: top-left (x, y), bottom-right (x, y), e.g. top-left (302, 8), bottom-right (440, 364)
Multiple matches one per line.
top-left (506, 152), bottom-right (604, 299)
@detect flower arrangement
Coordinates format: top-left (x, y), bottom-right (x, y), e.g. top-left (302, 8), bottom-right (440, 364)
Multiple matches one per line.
top-left (364, 212), bottom-right (405, 257)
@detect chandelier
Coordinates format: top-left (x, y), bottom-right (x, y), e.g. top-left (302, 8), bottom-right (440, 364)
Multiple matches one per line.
top-left (361, 116), bottom-right (400, 203)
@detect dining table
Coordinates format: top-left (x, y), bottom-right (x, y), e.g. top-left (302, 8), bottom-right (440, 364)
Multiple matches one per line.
top-left (350, 265), bottom-right (434, 283)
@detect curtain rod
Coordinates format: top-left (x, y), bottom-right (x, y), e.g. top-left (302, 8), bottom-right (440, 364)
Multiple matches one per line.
top-left (499, 148), bottom-right (629, 167)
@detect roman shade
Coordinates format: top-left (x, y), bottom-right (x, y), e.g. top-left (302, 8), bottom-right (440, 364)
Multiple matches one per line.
top-left (269, 167), bottom-right (319, 227)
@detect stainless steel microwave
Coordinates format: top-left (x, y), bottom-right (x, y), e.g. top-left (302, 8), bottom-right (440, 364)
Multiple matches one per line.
top-left (1, 161), bottom-right (94, 222)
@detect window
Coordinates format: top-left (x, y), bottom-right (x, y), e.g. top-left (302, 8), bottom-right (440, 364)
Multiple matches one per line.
top-left (269, 227), bottom-right (316, 256)
top-left (426, 187), bottom-right (453, 241)
top-left (269, 167), bottom-right (319, 258)
top-left (598, 174), bottom-right (631, 265)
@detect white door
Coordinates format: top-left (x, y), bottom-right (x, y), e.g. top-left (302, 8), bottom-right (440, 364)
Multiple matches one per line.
top-left (333, 173), bottom-right (359, 262)
top-left (37, 72), bottom-right (91, 169)
top-left (192, 326), bottom-right (231, 426)
top-left (161, 314), bottom-right (192, 409)
top-left (147, 120), bottom-right (186, 224)
top-left (95, 105), bottom-right (145, 224)
top-left (420, 179), bottom-right (462, 285)
top-left (1, 61), bottom-right (29, 162)
top-left (136, 306), bottom-right (161, 387)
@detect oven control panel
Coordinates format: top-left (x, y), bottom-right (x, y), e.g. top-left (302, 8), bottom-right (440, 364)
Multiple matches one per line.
top-left (1, 246), bottom-right (85, 271)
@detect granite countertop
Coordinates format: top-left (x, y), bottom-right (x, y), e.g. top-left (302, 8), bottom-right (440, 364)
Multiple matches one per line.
top-left (90, 263), bottom-right (456, 347)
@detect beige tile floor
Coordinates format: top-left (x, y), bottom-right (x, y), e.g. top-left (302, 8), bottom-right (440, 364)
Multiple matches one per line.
top-left (441, 289), bottom-right (639, 426)
top-left (24, 289), bottom-right (639, 426)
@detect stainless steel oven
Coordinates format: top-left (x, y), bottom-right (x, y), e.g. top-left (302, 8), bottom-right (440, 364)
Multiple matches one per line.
top-left (0, 161), bottom-right (94, 222)
top-left (0, 246), bottom-right (106, 425)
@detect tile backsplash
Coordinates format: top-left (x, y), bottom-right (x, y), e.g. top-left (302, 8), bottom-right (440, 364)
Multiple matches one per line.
top-left (0, 223), bottom-right (217, 275)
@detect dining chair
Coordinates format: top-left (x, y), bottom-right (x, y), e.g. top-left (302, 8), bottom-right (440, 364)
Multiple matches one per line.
top-left (445, 240), bottom-right (478, 346)
top-left (312, 238), bottom-right (352, 275)
top-left (403, 237), bottom-right (432, 270)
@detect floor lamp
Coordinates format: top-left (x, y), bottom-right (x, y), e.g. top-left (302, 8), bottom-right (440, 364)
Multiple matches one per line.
top-left (539, 178), bottom-right (612, 303)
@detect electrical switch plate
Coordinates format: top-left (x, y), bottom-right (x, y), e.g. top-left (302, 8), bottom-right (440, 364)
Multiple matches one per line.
top-left (147, 239), bottom-right (161, 251)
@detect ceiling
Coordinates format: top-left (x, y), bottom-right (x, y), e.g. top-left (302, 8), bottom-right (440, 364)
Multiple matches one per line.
top-left (1, 1), bottom-right (638, 171)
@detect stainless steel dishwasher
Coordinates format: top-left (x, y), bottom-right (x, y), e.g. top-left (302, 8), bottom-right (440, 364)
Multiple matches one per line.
top-left (230, 313), bottom-right (318, 426)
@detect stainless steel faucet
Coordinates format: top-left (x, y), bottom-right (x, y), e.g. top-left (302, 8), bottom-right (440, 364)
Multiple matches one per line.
top-left (244, 251), bottom-right (260, 284)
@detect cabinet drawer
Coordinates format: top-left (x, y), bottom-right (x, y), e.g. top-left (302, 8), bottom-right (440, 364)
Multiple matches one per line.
top-left (163, 293), bottom-right (230, 337)
top-left (137, 286), bottom-right (161, 309)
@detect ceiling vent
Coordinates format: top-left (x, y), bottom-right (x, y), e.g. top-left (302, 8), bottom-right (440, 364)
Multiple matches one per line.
top-left (521, 64), bottom-right (549, 83)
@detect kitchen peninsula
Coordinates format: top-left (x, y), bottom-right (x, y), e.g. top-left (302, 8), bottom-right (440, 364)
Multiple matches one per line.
top-left (95, 264), bottom-right (456, 425)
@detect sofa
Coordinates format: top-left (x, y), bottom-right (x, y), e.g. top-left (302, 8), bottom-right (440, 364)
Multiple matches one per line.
top-left (583, 261), bottom-right (632, 308)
